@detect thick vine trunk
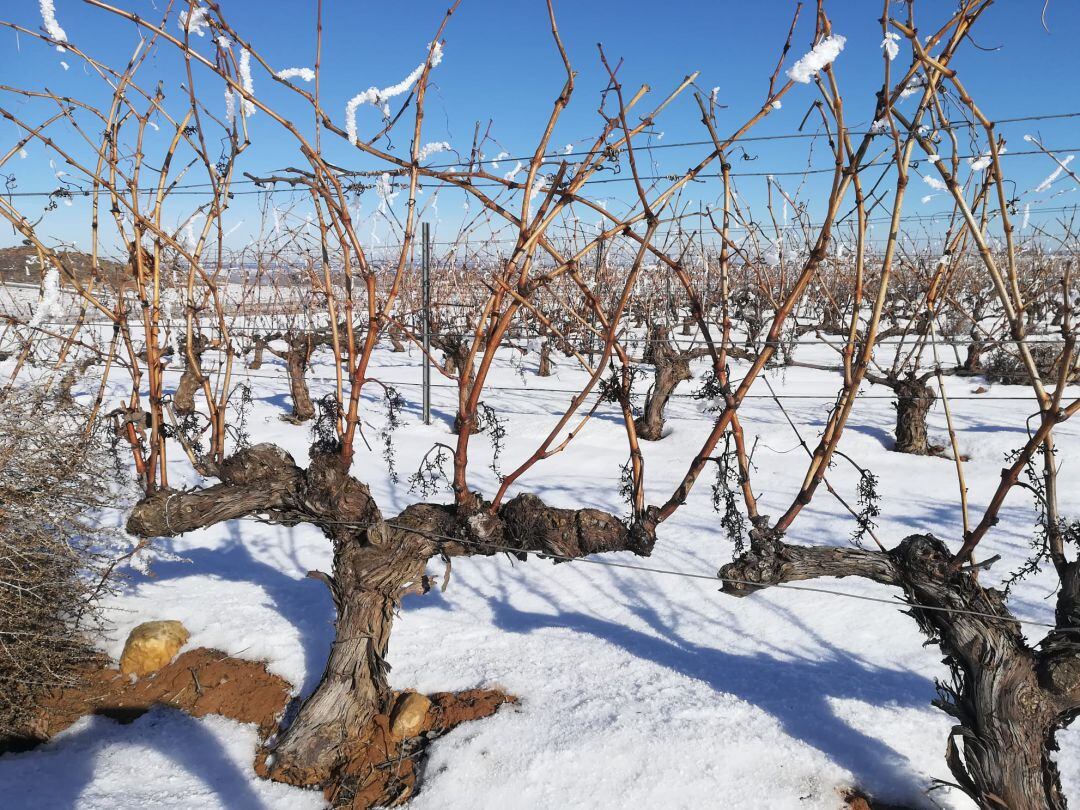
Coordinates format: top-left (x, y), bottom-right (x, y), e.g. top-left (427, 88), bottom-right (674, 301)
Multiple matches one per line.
top-left (388, 325), bottom-right (406, 353)
top-left (433, 334), bottom-right (471, 382)
top-left (892, 376), bottom-right (935, 455)
top-left (126, 444), bottom-right (655, 805)
top-left (720, 527), bottom-right (1080, 810)
top-left (963, 338), bottom-right (984, 375)
top-left (174, 335), bottom-right (209, 416)
top-left (538, 339), bottom-right (554, 377)
top-left (432, 335), bottom-right (474, 435)
top-left (285, 348), bottom-right (315, 423)
top-left (248, 337), bottom-right (269, 370)
top-left (635, 355), bottom-right (691, 441)
top-left (262, 530), bottom-right (430, 786)
top-left (56, 356), bottom-right (95, 406)
top-left (269, 335), bottom-right (315, 423)
top-left (635, 324), bottom-right (691, 442)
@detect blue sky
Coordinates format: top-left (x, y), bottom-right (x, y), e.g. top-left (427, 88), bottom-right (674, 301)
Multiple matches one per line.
top-left (3, 0), bottom-right (1079, 252)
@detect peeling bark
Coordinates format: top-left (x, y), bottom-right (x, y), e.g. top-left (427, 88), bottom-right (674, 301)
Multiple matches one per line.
top-left (634, 324), bottom-right (696, 442)
top-left (868, 372), bottom-right (937, 455)
top-left (267, 335), bottom-right (316, 423)
top-left (720, 526), bottom-right (1080, 810)
top-left (174, 334), bottom-right (209, 416)
top-left (892, 376), bottom-right (936, 455)
top-left (126, 442), bottom-right (655, 803)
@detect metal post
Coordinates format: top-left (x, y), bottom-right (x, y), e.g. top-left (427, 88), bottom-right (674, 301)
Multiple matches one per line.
top-left (421, 222), bottom-right (432, 425)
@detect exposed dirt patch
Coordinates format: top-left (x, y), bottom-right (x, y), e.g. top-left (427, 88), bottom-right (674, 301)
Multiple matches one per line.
top-left (3, 650), bottom-right (515, 810)
top-left (320, 688), bottom-right (517, 809)
top-left (0, 647), bottom-right (291, 753)
top-left (842, 787), bottom-right (916, 810)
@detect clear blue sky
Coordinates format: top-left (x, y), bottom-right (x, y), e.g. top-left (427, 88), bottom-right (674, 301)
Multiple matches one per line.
top-left (3, 0), bottom-right (1079, 252)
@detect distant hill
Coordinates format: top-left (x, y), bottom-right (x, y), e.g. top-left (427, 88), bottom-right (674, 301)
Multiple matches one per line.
top-left (0, 245), bottom-right (126, 288)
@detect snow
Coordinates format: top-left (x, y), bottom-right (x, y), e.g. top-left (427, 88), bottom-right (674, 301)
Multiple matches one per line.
top-left (276, 67), bottom-right (316, 82)
top-left (179, 5), bottom-right (210, 38)
top-left (27, 266), bottom-right (60, 328)
top-left (0, 709), bottom-right (323, 809)
top-left (881, 32), bottom-right (900, 61)
top-left (787, 35), bottom-right (846, 84)
top-left (345, 43), bottom-right (445, 145)
top-left (238, 49), bottom-right (256, 117)
top-left (2, 328), bottom-right (1079, 809)
top-left (38, 0), bottom-right (67, 49)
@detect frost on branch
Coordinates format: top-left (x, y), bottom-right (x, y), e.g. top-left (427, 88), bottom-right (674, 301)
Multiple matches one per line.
top-left (786, 34), bottom-right (846, 83)
top-left (38, 0), bottom-right (67, 49)
top-left (416, 141), bottom-right (452, 162)
top-left (881, 31), bottom-right (900, 61)
top-left (239, 48), bottom-right (256, 117)
top-left (276, 67), bottom-right (316, 82)
top-left (345, 42), bottom-right (444, 145)
top-left (178, 4), bottom-right (210, 38)
top-left (28, 266), bottom-right (60, 329)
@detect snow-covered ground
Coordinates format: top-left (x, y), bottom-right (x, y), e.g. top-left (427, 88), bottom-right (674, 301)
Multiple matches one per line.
top-left (2, 336), bottom-right (1078, 809)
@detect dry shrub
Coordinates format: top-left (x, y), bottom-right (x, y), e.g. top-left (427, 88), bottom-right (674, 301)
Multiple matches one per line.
top-left (984, 343), bottom-right (1080, 386)
top-left (0, 386), bottom-right (127, 743)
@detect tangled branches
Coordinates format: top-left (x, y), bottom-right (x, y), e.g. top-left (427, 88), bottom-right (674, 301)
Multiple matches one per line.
top-left (0, 388), bottom-right (128, 743)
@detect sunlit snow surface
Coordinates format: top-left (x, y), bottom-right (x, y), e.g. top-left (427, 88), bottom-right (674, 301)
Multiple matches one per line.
top-left (2, 334), bottom-right (1078, 809)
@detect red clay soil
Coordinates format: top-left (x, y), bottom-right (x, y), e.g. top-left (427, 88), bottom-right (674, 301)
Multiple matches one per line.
top-left (2, 647), bottom-right (516, 809)
top-left (842, 787), bottom-right (916, 810)
top-left (4, 647), bottom-right (292, 750)
top-left (277, 688), bottom-right (518, 809)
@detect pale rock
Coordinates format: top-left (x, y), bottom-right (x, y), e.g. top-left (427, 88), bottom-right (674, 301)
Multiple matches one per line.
top-left (119, 620), bottom-right (190, 678)
top-left (389, 691), bottom-right (431, 740)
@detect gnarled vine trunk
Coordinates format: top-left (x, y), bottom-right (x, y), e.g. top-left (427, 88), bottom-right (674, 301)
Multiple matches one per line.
top-left (635, 324), bottom-right (693, 442)
top-left (126, 443), bottom-right (655, 805)
top-left (892, 376), bottom-right (935, 455)
top-left (963, 337), bottom-right (984, 375)
top-left (268, 335), bottom-right (316, 423)
top-left (248, 335), bottom-right (274, 370)
top-left (635, 353), bottom-right (691, 441)
top-left (719, 527), bottom-right (1080, 810)
top-left (538, 339), bottom-right (554, 377)
top-left (174, 334), bottom-right (209, 416)
top-left (285, 348), bottom-right (315, 423)
top-left (388, 324), bottom-right (406, 353)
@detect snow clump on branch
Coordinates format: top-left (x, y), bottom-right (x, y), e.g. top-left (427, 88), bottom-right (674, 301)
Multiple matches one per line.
top-left (276, 67), bottom-right (316, 82)
top-left (786, 34), bottom-right (846, 83)
top-left (28, 266), bottom-right (61, 329)
top-left (179, 4), bottom-right (210, 38)
top-left (345, 42), bottom-right (444, 145)
top-left (239, 48), bottom-right (256, 117)
top-left (38, 0), bottom-right (67, 50)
